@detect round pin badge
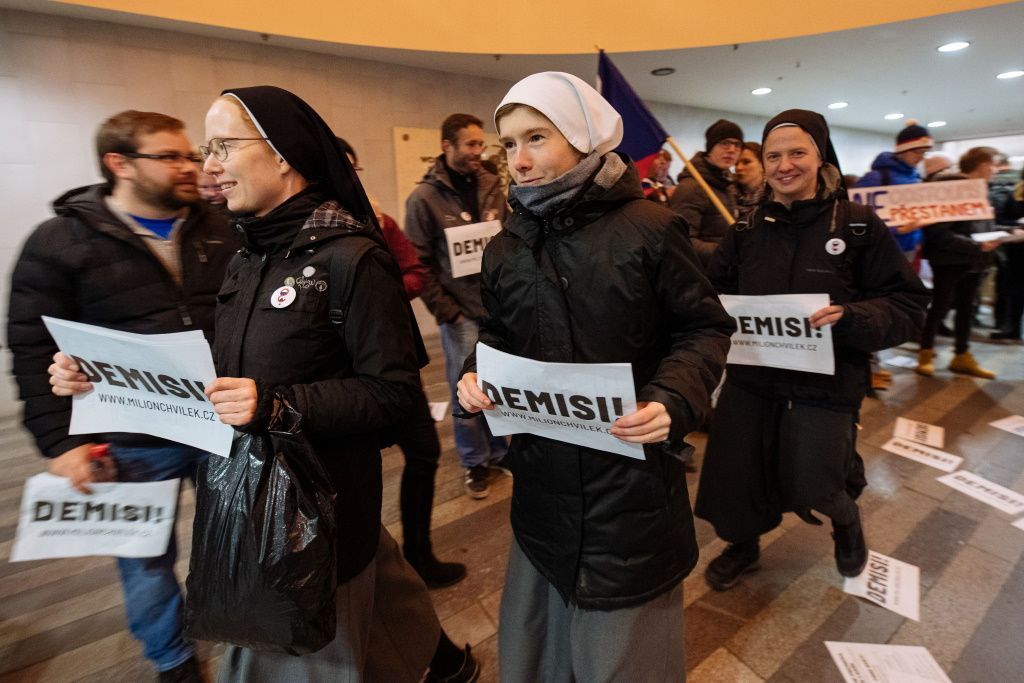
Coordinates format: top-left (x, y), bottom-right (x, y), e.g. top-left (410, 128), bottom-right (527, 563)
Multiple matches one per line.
top-left (271, 286), bottom-right (296, 309)
top-left (284, 276), bottom-right (295, 286)
top-left (302, 266), bottom-right (316, 277)
top-left (826, 238), bottom-right (847, 255)
top-left (460, 211), bottom-right (472, 222)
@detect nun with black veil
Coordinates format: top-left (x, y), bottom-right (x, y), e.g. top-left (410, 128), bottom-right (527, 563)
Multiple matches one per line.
top-left (197, 86), bottom-right (477, 682)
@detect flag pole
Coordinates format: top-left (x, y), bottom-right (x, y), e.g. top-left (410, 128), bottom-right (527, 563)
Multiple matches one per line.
top-left (665, 136), bottom-right (735, 226)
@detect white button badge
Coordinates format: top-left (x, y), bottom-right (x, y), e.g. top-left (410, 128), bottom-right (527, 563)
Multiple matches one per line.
top-left (271, 286), bottom-right (296, 309)
top-left (302, 266), bottom-right (316, 277)
top-left (826, 238), bottom-right (847, 255)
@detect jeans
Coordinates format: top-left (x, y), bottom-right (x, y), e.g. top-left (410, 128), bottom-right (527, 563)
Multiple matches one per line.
top-left (111, 442), bottom-right (209, 672)
top-left (440, 317), bottom-right (508, 469)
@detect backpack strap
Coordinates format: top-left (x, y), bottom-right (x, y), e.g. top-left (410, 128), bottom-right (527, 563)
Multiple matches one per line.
top-left (328, 237), bottom-right (378, 330)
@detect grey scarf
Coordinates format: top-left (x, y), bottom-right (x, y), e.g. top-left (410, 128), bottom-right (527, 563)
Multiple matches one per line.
top-left (510, 152), bottom-right (623, 218)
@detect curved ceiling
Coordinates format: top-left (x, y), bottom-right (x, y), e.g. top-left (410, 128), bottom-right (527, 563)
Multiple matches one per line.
top-left (54, 0), bottom-right (1015, 54)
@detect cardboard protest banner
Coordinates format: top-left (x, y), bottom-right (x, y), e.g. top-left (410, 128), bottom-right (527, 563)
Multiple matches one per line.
top-left (882, 438), bottom-right (962, 473)
top-left (11, 473), bottom-right (179, 561)
top-left (989, 415), bottom-right (1024, 438)
top-left (444, 220), bottom-right (502, 278)
top-left (843, 550), bottom-right (920, 621)
top-left (936, 470), bottom-right (1024, 515)
top-left (719, 293), bottom-right (835, 375)
top-left (475, 343), bottom-right (644, 459)
top-left (848, 178), bottom-right (993, 227)
top-left (825, 642), bottom-right (951, 683)
top-left (43, 317), bottom-right (233, 457)
top-left (893, 417), bottom-right (945, 448)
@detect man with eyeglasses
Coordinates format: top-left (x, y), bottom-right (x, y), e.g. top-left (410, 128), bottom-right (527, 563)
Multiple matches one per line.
top-left (668, 119), bottom-right (745, 271)
top-left (7, 110), bottom-right (235, 682)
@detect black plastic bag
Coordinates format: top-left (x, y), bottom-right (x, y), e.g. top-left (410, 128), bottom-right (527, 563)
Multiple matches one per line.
top-left (184, 403), bottom-right (337, 654)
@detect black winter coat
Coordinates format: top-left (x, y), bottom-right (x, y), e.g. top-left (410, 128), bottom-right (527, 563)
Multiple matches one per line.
top-left (921, 173), bottom-right (997, 272)
top-left (464, 159), bottom-right (735, 609)
top-left (709, 194), bottom-right (930, 409)
top-left (7, 184), bottom-right (235, 457)
top-left (667, 152), bottom-right (738, 270)
top-left (212, 198), bottom-right (421, 583)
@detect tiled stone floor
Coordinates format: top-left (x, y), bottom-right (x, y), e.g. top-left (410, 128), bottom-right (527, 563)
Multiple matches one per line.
top-left (1, 334), bottom-right (1022, 682)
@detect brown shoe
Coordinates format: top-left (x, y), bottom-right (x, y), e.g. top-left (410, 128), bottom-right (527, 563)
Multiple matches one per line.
top-left (948, 352), bottom-right (995, 380)
top-left (871, 371), bottom-right (891, 390)
top-left (915, 349), bottom-right (935, 377)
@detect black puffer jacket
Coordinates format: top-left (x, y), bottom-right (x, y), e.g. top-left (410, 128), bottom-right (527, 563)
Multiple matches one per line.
top-left (463, 158), bottom-right (735, 609)
top-left (6, 184), bottom-right (235, 457)
top-left (709, 192), bottom-right (929, 409)
top-left (213, 195), bottom-right (421, 583)
top-left (667, 152), bottom-right (738, 269)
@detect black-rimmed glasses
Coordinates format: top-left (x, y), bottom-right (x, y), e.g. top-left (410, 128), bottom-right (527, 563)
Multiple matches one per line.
top-left (123, 152), bottom-right (203, 166)
top-left (199, 137), bottom-right (270, 162)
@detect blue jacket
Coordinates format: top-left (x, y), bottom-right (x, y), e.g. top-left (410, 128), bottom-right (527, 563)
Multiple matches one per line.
top-left (857, 152), bottom-right (922, 252)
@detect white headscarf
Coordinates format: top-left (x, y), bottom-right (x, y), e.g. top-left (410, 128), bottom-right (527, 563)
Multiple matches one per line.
top-left (495, 72), bottom-right (623, 156)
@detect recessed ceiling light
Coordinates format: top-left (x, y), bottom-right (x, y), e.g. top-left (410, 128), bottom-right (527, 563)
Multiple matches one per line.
top-left (751, 87), bottom-right (772, 95)
top-left (997, 70), bottom-right (1024, 79)
top-left (937, 41), bottom-right (970, 52)
top-left (927, 121), bottom-right (947, 127)
top-left (884, 113), bottom-right (905, 120)
top-left (650, 67), bottom-right (675, 77)
top-left (828, 102), bottom-right (849, 110)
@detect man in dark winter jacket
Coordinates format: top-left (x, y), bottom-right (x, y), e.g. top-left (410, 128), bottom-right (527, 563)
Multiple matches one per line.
top-left (404, 114), bottom-right (510, 500)
top-left (7, 110), bottom-right (235, 681)
top-left (696, 110), bottom-right (928, 592)
top-left (667, 118), bottom-right (743, 270)
top-left (457, 72), bottom-right (734, 682)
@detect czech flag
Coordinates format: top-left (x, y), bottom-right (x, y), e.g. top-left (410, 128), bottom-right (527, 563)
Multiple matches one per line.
top-left (597, 51), bottom-right (669, 181)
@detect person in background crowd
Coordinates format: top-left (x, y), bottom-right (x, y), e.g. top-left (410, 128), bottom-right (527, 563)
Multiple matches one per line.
top-left (735, 141), bottom-right (765, 211)
top-left (992, 167), bottom-right (1024, 341)
top-left (916, 147), bottom-right (1001, 379)
top-left (696, 109), bottom-right (928, 592)
top-left (668, 119), bottom-right (743, 269)
top-left (197, 171), bottom-right (227, 206)
top-left (457, 72), bottom-right (734, 682)
top-left (337, 137), bottom-right (467, 588)
top-left (10, 110), bottom-right (236, 682)
top-left (843, 174), bottom-right (861, 188)
top-left (404, 114), bottom-right (510, 501)
top-left (642, 148), bottom-right (676, 204)
top-left (923, 153), bottom-right (954, 182)
top-left (988, 152), bottom-right (1019, 332)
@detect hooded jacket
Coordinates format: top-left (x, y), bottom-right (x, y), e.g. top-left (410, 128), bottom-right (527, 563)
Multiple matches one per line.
top-left (463, 158), bottom-right (735, 609)
top-left (7, 184), bottom-right (235, 457)
top-left (667, 152), bottom-right (738, 269)
top-left (856, 151), bottom-right (923, 252)
top-left (404, 157), bottom-right (508, 324)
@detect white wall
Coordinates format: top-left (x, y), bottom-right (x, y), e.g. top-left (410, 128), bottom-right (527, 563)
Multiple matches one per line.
top-left (0, 7), bottom-right (896, 419)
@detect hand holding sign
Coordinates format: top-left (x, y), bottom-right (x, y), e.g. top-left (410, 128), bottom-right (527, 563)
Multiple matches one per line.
top-left (49, 352), bottom-right (93, 396)
top-left (609, 402), bottom-right (671, 443)
top-left (205, 377), bottom-right (259, 426)
top-left (457, 371), bottom-right (494, 413)
top-left (809, 304), bottom-right (844, 329)
top-left (47, 443), bottom-right (99, 494)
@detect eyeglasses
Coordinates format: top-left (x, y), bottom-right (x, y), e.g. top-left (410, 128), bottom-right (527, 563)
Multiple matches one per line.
top-left (199, 137), bottom-right (269, 162)
top-left (123, 152), bottom-right (203, 165)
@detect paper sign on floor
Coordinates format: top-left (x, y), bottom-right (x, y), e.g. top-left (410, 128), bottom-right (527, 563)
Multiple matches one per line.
top-left (843, 551), bottom-right (920, 621)
top-left (936, 470), bottom-right (1024, 515)
top-left (475, 342), bottom-right (643, 459)
top-left (989, 415), bottom-right (1024, 438)
top-left (428, 401), bottom-right (449, 423)
top-left (825, 642), bottom-right (951, 683)
top-left (893, 417), bottom-right (945, 448)
top-left (881, 438), bottom-right (962, 473)
top-left (1013, 518), bottom-right (1024, 532)
top-left (10, 473), bottom-right (179, 561)
top-left (881, 355), bottom-right (918, 369)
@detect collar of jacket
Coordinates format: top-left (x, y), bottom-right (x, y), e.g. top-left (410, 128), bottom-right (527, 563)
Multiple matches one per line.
top-left (52, 183), bottom-right (203, 246)
top-left (504, 153), bottom-right (643, 248)
top-left (421, 154), bottom-right (501, 197)
top-left (761, 193), bottom-right (834, 226)
top-left (681, 151), bottom-right (732, 190)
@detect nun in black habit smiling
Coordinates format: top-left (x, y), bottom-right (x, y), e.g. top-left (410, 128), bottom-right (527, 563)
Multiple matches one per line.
top-left (199, 86), bottom-right (477, 682)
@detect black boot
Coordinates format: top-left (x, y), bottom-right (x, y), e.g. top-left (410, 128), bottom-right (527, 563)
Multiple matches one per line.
top-left (157, 657), bottom-right (202, 683)
top-left (832, 515), bottom-right (868, 577)
top-left (406, 550), bottom-right (467, 589)
top-left (705, 539), bottom-right (760, 591)
top-left (425, 642), bottom-right (480, 682)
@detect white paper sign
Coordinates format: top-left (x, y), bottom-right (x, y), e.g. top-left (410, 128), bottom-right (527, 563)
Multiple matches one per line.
top-left (970, 230), bottom-right (1011, 242)
top-left (719, 293), bottom-right (835, 375)
top-left (989, 415), bottom-right (1024, 438)
top-left (937, 470), bottom-right (1024, 515)
top-left (849, 178), bottom-right (993, 227)
top-left (893, 417), bottom-right (945, 449)
top-left (428, 401), bottom-right (449, 423)
top-left (1013, 517), bottom-right (1024, 532)
top-left (882, 437), bottom-right (962, 473)
top-left (444, 220), bottom-right (502, 278)
top-left (43, 317), bottom-right (233, 457)
top-left (10, 473), bottom-right (179, 561)
top-left (475, 343), bottom-right (643, 459)
top-left (882, 355), bottom-right (918, 368)
top-left (843, 551), bottom-right (920, 621)
top-left (825, 642), bottom-right (951, 683)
